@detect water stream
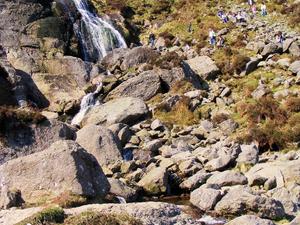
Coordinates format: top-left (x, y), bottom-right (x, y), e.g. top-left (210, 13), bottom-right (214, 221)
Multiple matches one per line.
top-left (59, 0), bottom-right (127, 61)
top-left (71, 82), bottom-right (102, 126)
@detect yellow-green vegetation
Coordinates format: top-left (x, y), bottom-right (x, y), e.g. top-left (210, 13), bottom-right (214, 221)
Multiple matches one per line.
top-left (235, 97), bottom-right (300, 151)
top-left (51, 192), bottom-right (88, 208)
top-left (16, 208), bottom-right (143, 225)
top-left (212, 47), bottom-right (250, 75)
top-left (0, 107), bottom-right (45, 124)
top-left (16, 207), bottom-right (65, 225)
top-left (154, 97), bottom-right (198, 127)
top-left (64, 211), bottom-right (143, 225)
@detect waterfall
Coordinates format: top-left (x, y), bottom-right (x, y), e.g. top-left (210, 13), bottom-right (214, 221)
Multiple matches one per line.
top-left (116, 196), bottom-right (127, 204)
top-left (59, 0), bottom-right (127, 61)
top-left (71, 82), bottom-right (103, 126)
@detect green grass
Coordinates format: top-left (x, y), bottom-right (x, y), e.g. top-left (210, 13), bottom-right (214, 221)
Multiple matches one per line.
top-left (16, 207), bottom-right (65, 225)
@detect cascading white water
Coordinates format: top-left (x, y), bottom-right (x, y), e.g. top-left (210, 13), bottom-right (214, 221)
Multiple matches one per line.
top-left (71, 82), bottom-right (103, 126)
top-left (60, 0), bottom-right (127, 61)
top-left (116, 196), bottom-right (127, 204)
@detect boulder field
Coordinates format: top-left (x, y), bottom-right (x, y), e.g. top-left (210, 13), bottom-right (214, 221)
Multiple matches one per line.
top-left (0, 0), bottom-right (300, 224)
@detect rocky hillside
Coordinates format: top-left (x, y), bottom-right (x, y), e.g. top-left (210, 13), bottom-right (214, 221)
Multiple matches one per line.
top-left (0, 0), bottom-right (300, 224)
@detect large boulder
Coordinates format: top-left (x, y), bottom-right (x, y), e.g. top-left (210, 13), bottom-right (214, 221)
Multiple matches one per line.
top-left (0, 140), bottom-right (110, 208)
top-left (120, 47), bottom-right (158, 70)
top-left (183, 56), bottom-right (220, 81)
top-left (0, 0), bottom-right (47, 48)
top-left (289, 61), bottom-right (300, 74)
top-left (0, 202), bottom-right (204, 225)
top-left (102, 47), bottom-right (159, 71)
top-left (179, 170), bottom-right (211, 191)
top-left (137, 167), bottom-right (168, 195)
top-left (76, 125), bottom-right (123, 167)
top-left (106, 71), bottom-right (161, 101)
top-left (108, 178), bottom-right (137, 202)
top-left (261, 43), bottom-right (281, 58)
top-left (0, 119), bottom-right (76, 165)
top-left (236, 144), bottom-right (259, 165)
top-left (289, 41), bottom-right (300, 57)
top-left (64, 202), bottom-right (204, 225)
top-left (226, 215), bottom-right (275, 225)
top-left (246, 159), bottom-right (300, 188)
top-left (215, 186), bottom-right (285, 220)
top-left (42, 56), bottom-right (98, 82)
top-left (190, 187), bottom-right (222, 211)
top-left (81, 97), bottom-right (149, 127)
top-left (157, 67), bottom-right (202, 89)
top-left (206, 171), bottom-right (248, 187)
top-left (32, 72), bottom-right (85, 112)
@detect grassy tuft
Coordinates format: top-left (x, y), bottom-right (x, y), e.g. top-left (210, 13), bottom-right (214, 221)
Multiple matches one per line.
top-left (16, 207), bottom-right (65, 225)
top-left (64, 211), bottom-right (143, 225)
top-left (154, 96), bottom-right (198, 127)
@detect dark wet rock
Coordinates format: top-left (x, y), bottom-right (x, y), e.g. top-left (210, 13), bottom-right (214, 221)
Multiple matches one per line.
top-left (0, 119), bottom-right (76, 165)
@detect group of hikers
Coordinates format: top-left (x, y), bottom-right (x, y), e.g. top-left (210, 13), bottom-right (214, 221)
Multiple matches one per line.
top-left (147, 1), bottom-right (284, 50)
top-left (209, 1), bottom-right (272, 48)
top-left (217, 1), bottom-right (268, 25)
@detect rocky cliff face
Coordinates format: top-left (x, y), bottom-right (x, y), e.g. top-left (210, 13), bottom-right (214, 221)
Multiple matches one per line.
top-left (0, 0), bottom-right (300, 225)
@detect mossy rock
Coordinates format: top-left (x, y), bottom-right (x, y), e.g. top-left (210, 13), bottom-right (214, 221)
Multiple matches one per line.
top-left (16, 207), bottom-right (65, 225)
top-left (64, 211), bottom-right (143, 225)
top-left (26, 17), bottom-right (68, 41)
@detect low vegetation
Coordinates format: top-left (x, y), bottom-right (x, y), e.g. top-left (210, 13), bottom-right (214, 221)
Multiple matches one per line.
top-left (16, 207), bottom-right (65, 225)
top-left (236, 97), bottom-right (300, 151)
top-left (17, 208), bottom-right (143, 225)
top-left (51, 192), bottom-right (88, 208)
top-left (64, 211), bottom-right (143, 225)
top-left (154, 97), bottom-right (198, 127)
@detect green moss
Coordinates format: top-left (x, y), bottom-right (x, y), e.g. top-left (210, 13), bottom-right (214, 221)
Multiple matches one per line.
top-left (16, 207), bottom-right (65, 225)
top-left (64, 211), bottom-right (143, 225)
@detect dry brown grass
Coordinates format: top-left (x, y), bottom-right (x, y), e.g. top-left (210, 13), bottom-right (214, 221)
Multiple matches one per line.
top-left (285, 97), bottom-right (300, 113)
top-left (154, 96), bottom-right (197, 126)
top-left (51, 192), bottom-right (88, 208)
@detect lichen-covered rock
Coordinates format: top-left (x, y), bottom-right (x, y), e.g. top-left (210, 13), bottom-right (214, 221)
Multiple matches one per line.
top-left (0, 140), bottom-right (109, 208)
top-left (76, 125), bottom-right (123, 167)
top-left (137, 167), bottom-right (168, 195)
top-left (106, 71), bottom-right (161, 101)
top-left (82, 97), bottom-right (149, 127)
top-left (190, 187), bottom-right (222, 211)
top-left (226, 215), bottom-right (275, 225)
top-left (183, 56), bottom-right (220, 81)
top-left (206, 171), bottom-right (248, 187)
top-left (0, 119), bottom-right (76, 165)
top-left (215, 186), bottom-right (285, 220)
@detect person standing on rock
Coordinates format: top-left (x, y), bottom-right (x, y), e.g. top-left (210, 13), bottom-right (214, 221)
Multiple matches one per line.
top-left (188, 22), bottom-right (193, 33)
top-left (148, 33), bottom-right (155, 48)
top-left (275, 31), bottom-right (284, 44)
top-left (217, 36), bottom-right (225, 48)
top-left (251, 4), bottom-right (257, 15)
top-left (209, 29), bottom-right (216, 46)
top-left (221, 13), bottom-right (229, 23)
top-left (261, 2), bottom-right (267, 16)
